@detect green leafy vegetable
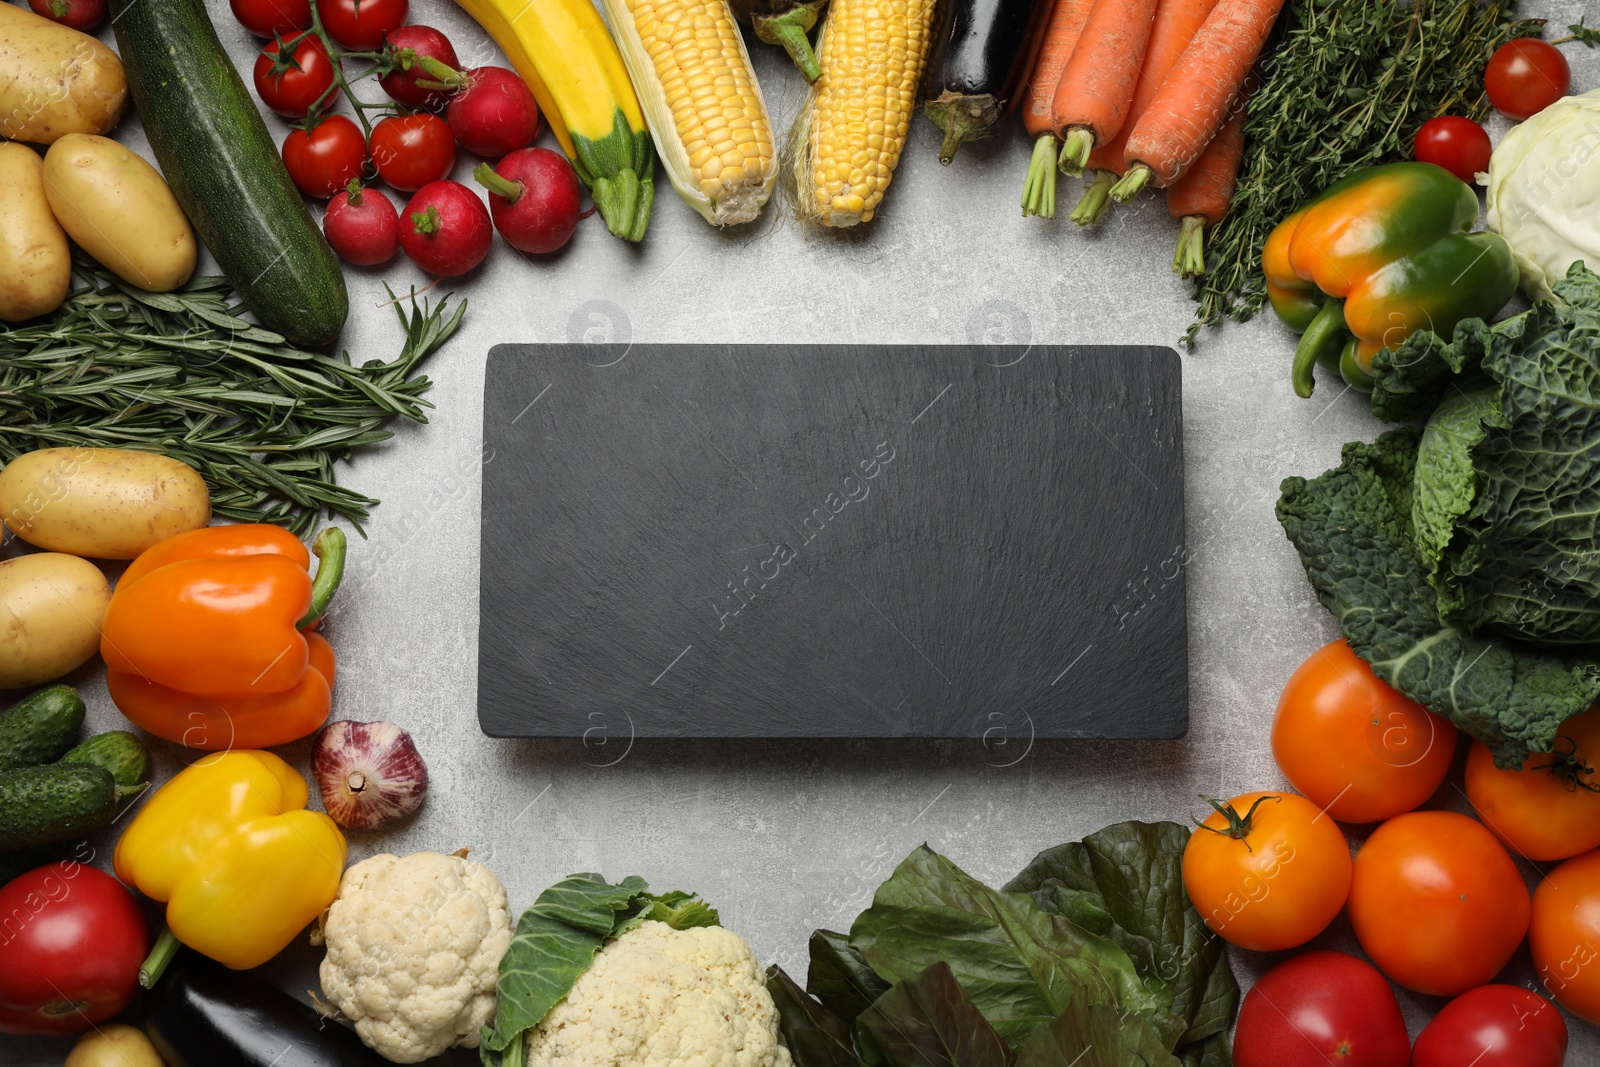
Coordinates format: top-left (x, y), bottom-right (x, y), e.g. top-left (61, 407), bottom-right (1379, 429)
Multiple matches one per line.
top-left (1013, 991), bottom-right (1181, 1067)
top-left (1411, 383), bottom-right (1496, 584)
top-left (809, 930), bottom-right (891, 1024)
top-left (768, 966), bottom-right (865, 1067)
top-left (854, 963), bottom-right (1015, 1067)
top-left (1556, 17), bottom-right (1600, 46)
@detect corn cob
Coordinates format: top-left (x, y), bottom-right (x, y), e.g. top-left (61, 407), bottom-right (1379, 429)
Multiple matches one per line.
top-left (791, 0), bottom-right (936, 227)
top-left (603, 0), bottom-right (777, 226)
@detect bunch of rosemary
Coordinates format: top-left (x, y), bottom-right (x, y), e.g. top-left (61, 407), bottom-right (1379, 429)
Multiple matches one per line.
top-left (0, 262), bottom-right (466, 537)
top-left (1186, 0), bottom-right (1527, 345)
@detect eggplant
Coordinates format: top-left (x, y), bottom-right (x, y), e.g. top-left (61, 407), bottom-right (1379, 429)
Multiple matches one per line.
top-left (923, 0), bottom-right (1050, 163)
top-left (146, 952), bottom-right (390, 1067)
top-left (728, 0), bottom-right (827, 83)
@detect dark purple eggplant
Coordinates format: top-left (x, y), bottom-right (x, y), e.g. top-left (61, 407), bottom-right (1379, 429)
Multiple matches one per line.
top-left (728, 0), bottom-right (827, 83)
top-left (924, 0), bottom-right (1050, 163)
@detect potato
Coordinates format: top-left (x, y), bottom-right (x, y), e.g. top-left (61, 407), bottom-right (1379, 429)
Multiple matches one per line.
top-left (66, 1025), bottom-right (168, 1067)
top-left (0, 143), bottom-right (70, 323)
top-left (42, 134), bottom-right (196, 293)
top-left (0, 4), bottom-right (125, 145)
top-left (0, 448), bottom-right (211, 559)
top-left (0, 552), bottom-right (109, 689)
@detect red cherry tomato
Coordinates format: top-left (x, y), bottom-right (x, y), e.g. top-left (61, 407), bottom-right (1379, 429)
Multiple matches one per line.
top-left (0, 863), bottom-right (149, 1037)
top-left (1413, 116), bottom-right (1492, 185)
top-left (282, 116), bottom-right (367, 198)
top-left (1412, 985), bottom-right (1567, 1067)
top-left (230, 0), bottom-right (310, 37)
top-left (319, 0), bottom-right (408, 49)
top-left (1485, 38), bottom-right (1571, 121)
top-left (1234, 951), bottom-right (1410, 1067)
top-left (253, 32), bottom-right (338, 119)
top-left (370, 113), bottom-right (456, 193)
top-left (27, 0), bottom-right (106, 32)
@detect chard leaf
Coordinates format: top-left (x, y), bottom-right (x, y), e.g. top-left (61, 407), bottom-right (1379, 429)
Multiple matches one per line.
top-left (1277, 428), bottom-right (1600, 767)
top-left (854, 963), bottom-right (1015, 1067)
top-left (768, 966), bottom-right (865, 1067)
top-left (1012, 992), bottom-right (1181, 1067)
top-left (809, 929), bottom-right (891, 1024)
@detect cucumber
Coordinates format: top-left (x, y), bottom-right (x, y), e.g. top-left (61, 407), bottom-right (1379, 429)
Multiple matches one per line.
top-left (108, 0), bottom-right (348, 347)
top-left (0, 685), bottom-right (85, 771)
top-left (0, 764), bottom-right (117, 851)
top-left (60, 731), bottom-right (152, 798)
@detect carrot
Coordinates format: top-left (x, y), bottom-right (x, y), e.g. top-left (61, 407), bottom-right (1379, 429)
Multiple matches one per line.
top-left (1020, 0), bottom-right (1096, 218)
top-left (1049, 0), bottom-right (1162, 177)
top-left (1070, 0), bottom-right (1218, 225)
top-left (1110, 0), bottom-right (1283, 202)
top-left (1166, 98), bottom-right (1246, 277)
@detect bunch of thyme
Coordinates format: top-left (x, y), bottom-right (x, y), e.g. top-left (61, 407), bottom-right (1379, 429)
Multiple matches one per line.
top-left (0, 261), bottom-right (465, 537)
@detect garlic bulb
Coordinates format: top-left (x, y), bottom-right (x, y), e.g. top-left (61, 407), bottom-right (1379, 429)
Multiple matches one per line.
top-left (312, 720), bottom-right (429, 831)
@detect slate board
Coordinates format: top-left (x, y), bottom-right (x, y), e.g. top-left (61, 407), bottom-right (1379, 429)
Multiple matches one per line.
top-left (477, 345), bottom-right (1187, 740)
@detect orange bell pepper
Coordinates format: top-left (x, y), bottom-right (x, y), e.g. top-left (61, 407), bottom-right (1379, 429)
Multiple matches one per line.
top-left (100, 525), bottom-right (346, 749)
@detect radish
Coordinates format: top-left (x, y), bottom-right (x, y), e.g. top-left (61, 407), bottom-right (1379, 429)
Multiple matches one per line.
top-left (28, 0), bottom-right (106, 30)
top-left (474, 150), bottom-right (581, 255)
top-left (446, 68), bottom-right (540, 159)
top-left (380, 25), bottom-right (460, 112)
top-left (324, 181), bottom-right (400, 266)
top-left (399, 180), bottom-right (492, 276)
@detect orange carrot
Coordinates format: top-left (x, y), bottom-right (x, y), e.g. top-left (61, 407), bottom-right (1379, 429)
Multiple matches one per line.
top-left (1071, 0), bottom-right (1218, 225)
top-left (1049, 0), bottom-right (1162, 176)
top-left (1020, 0), bottom-right (1096, 218)
top-left (1167, 99), bottom-right (1246, 277)
top-left (1111, 0), bottom-right (1283, 202)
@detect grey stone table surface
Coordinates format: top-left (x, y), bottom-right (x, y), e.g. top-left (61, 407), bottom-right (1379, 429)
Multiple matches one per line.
top-left (7, 0), bottom-right (1600, 1062)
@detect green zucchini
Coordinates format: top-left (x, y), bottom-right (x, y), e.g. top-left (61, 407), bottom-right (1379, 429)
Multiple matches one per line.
top-left (0, 685), bottom-right (85, 771)
top-left (60, 731), bottom-right (152, 798)
top-left (108, 0), bottom-right (348, 347)
top-left (0, 764), bottom-right (118, 851)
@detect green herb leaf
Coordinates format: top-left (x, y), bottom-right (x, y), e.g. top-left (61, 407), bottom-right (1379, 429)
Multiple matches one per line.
top-left (1013, 991), bottom-right (1181, 1067)
top-left (808, 929), bottom-right (892, 1024)
top-left (854, 963), bottom-right (1016, 1067)
top-left (768, 966), bottom-right (865, 1067)
top-left (1560, 17), bottom-right (1600, 46)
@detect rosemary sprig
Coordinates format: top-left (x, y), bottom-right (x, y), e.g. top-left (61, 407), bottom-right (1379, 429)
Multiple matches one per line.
top-left (0, 261), bottom-right (466, 537)
top-left (1185, 0), bottom-right (1528, 346)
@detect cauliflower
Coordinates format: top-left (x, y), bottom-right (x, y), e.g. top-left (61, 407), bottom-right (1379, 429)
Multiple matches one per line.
top-left (320, 851), bottom-right (514, 1064)
top-left (526, 920), bottom-right (794, 1067)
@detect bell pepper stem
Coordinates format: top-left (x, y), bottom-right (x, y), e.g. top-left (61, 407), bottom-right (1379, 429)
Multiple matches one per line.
top-left (298, 528), bottom-right (348, 630)
top-left (1021, 134), bottom-right (1058, 218)
top-left (140, 927), bottom-right (182, 989)
top-left (1292, 296), bottom-right (1350, 399)
top-left (753, 8), bottom-right (822, 84)
top-left (1068, 172), bottom-right (1116, 227)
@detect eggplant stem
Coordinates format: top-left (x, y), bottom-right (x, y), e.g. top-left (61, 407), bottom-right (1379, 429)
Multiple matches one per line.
top-left (1068, 172), bottom-right (1115, 227)
top-left (1021, 134), bottom-right (1058, 218)
top-left (140, 927), bottom-right (182, 989)
top-left (753, 8), bottom-right (822, 83)
top-left (298, 528), bottom-right (348, 630)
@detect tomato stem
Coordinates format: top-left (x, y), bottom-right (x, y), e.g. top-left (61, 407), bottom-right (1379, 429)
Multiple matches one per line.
top-left (139, 927), bottom-right (182, 989)
top-left (1193, 794), bottom-right (1280, 852)
top-left (1532, 734), bottom-right (1600, 793)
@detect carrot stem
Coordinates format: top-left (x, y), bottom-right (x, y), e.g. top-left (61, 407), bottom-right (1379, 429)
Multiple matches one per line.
top-left (1057, 127), bottom-right (1094, 176)
top-left (1110, 162), bottom-right (1152, 202)
top-left (1173, 215), bottom-right (1206, 277)
top-left (1069, 171), bottom-right (1116, 226)
top-left (1022, 134), bottom-right (1059, 218)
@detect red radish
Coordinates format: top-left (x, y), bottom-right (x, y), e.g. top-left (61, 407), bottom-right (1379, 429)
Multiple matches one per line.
top-left (474, 150), bottom-right (581, 255)
top-left (324, 181), bottom-right (400, 266)
top-left (446, 68), bottom-right (540, 159)
top-left (399, 180), bottom-right (492, 276)
top-left (28, 0), bottom-right (105, 30)
top-left (380, 25), bottom-right (461, 112)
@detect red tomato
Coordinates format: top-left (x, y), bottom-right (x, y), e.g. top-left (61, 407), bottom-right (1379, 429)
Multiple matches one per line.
top-left (1485, 38), bottom-right (1571, 121)
top-left (1413, 116), bottom-right (1492, 185)
top-left (1532, 848), bottom-right (1600, 1021)
top-left (319, 0), bottom-right (408, 49)
top-left (1466, 706), bottom-right (1600, 861)
top-left (1234, 951), bottom-right (1410, 1067)
top-left (230, 0), bottom-right (310, 37)
top-left (282, 116), bottom-right (367, 198)
top-left (1273, 640), bottom-right (1457, 823)
top-left (253, 32), bottom-right (338, 118)
top-left (0, 863), bottom-right (149, 1036)
top-left (1412, 985), bottom-right (1567, 1067)
top-left (1349, 810), bottom-right (1530, 996)
top-left (370, 113), bottom-right (456, 192)
top-left (27, 0), bottom-right (106, 31)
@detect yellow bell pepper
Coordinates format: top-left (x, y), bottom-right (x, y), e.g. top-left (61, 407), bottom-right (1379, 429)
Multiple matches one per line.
top-left (115, 750), bottom-right (346, 983)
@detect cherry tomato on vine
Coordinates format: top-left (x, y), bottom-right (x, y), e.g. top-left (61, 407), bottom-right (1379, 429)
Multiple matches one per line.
top-left (253, 32), bottom-right (338, 118)
top-left (319, 0), bottom-right (408, 49)
top-left (1413, 116), bottom-right (1492, 185)
top-left (1532, 848), bottom-right (1600, 1021)
top-left (1412, 985), bottom-right (1567, 1067)
top-left (1273, 639), bottom-right (1457, 823)
top-left (282, 115), bottom-right (367, 198)
top-left (1234, 952), bottom-right (1410, 1067)
top-left (230, 0), bottom-right (310, 37)
top-left (1485, 38), bottom-right (1570, 121)
top-left (1466, 706), bottom-right (1600, 861)
top-left (370, 113), bottom-right (456, 192)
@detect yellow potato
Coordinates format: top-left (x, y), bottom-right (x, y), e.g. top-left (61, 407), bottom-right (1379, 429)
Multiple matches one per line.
top-left (0, 3), bottom-right (125, 145)
top-left (42, 134), bottom-right (196, 293)
top-left (0, 448), bottom-right (211, 559)
top-left (0, 552), bottom-right (109, 689)
top-left (65, 1025), bottom-right (168, 1067)
top-left (0, 142), bottom-right (70, 323)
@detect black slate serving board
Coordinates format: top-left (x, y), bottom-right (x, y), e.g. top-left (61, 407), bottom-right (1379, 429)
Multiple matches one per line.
top-left (477, 344), bottom-right (1187, 740)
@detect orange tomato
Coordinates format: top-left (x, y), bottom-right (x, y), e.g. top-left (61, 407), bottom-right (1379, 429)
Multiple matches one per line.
top-left (1531, 849), bottom-right (1600, 1021)
top-left (1182, 791), bottom-right (1352, 951)
top-left (1349, 810), bottom-right (1530, 996)
top-left (1466, 707), bottom-right (1600, 861)
top-left (1273, 640), bottom-right (1457, 823)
